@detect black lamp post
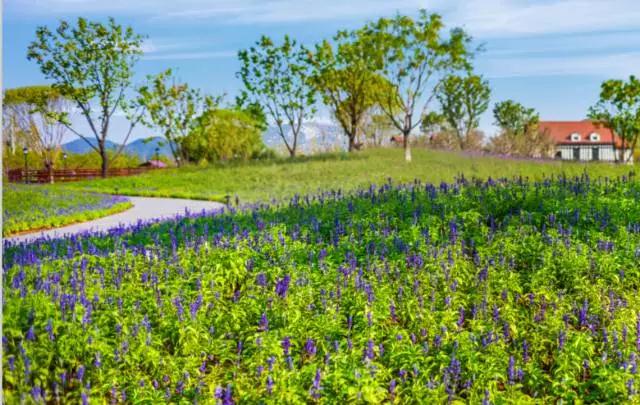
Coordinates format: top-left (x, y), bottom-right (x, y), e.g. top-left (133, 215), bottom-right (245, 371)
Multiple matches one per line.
top-left (23, 147), bottom-right (28, 184)
top-left (176, 156), bottom-right (181, 167)
top-left (154, 147), bottom-right (160, 167)
top-left (62, 152), bottom-right (68, 181)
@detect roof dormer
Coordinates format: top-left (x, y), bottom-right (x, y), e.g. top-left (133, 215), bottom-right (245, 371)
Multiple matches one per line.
top-left (589, 132), bottom-right (600, 142)
top-left (570, 132), bottom-right (581, 142)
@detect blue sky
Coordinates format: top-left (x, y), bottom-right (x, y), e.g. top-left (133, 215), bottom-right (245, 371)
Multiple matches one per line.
top-left (4, 0), bottom-right (640, 143)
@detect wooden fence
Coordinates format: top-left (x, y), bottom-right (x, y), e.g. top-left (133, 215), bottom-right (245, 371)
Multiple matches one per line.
top-left (6, 167), bottom-right (160, 183)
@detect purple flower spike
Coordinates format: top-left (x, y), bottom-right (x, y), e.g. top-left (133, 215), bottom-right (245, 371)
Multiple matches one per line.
top-left (304, 338), bottom-right (317, 357)
top-left (258, 312), bottom-right (269, 331)
top-left (275, 275), bottom-right (291, 298)
top-left (310, 369), bottom-right (322, 399)
top-left (507, 356), bottom-right (516, 385)
top-left (281, 336), bottom-right (291, 356)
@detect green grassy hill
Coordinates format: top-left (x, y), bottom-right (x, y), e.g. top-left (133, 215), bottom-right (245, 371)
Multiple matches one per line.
top-left (62, 148), bottom-right (637, 203)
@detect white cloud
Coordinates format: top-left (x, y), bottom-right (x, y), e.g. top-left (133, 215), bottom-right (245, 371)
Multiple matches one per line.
top-left (163, 0), bottom-right (428, 23)
top-left (8, 0), bottom-right (640, 38)
top-left (7, 0), bottom-right (640, 82)
top-left (479, 51), bottom-right (640, 78)
top-left (449, 0), bottom-right (640, 38)
top-left (485, 30), bottom-right (640, 57)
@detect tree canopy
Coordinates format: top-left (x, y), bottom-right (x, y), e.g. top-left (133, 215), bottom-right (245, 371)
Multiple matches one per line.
top-left (309, 30), bottom-right (386, 152)
top-left (588, 75), bottom-right (640, 162)
top-left (181, 108), bottom-right (266, 163)
top-left (493, 100), bottom-right (539, 137)
top-left (490, 100), bottom-right (552, 157)
top-left (434, 74), bottom-right (490, 150)
top-left (27, 17), bottom-right (146, 176)
top-left (237, 35), bottom-right (316, 157)
top-left (361, 10), bottom-right (473, 161)
top-left (3, 85), bottom-right (72, 180)
top-left (136, 69), bottom-right (215, 166)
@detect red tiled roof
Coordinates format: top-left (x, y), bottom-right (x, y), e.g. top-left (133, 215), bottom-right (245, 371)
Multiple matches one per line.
top-left (539, 120), bottom-right (626, 147)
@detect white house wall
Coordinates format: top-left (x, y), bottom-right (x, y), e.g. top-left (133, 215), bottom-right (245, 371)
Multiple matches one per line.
top-left (556, 145), bottom-right (633, 163)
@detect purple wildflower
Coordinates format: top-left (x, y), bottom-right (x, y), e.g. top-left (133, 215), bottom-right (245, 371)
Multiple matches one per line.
top-left (281, 336), bottom-right (291, 356)
top-left (258, 313), bottom-right (269, 331)
top-left (559, 330), bottom-right (566, 350)
top-left (190, 294), bottom-right (203, 320)
top-left (578, 300), bottom-right (589, 327)
top-left (310, 369), bottom-right (322, 399)
top-left (482, 389), bottom-right (491, 405)
top-left (275, 275), bottom-right (291, 298)
top-left (266, 376), bottom-right (274, 394)
top-left (364, 339), bottom-right (375, 361)
top-left (457, 306), bottom-right (465, 328)
top-left (45, 319), bottom-right (54, 341)
top-left (507, 356), bottom-right (516, 385)
top-left (26, 325), bottom-right (36, 341)
top-left (305, 338), bottom-right (317, 357)
top-left (172, 296), bottom-right (184, 321)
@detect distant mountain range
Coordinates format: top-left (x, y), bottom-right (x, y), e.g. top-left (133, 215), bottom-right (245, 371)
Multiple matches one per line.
top-left (62, 137), bottom-right (174, 160)
top-left (263, 123), bottom-right (345, 153)
top-left (61, 123), bottom-right (346, 159)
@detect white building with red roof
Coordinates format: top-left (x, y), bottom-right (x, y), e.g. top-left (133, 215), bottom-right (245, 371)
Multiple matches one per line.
top-left (539, 120), bottom-right (633, 163)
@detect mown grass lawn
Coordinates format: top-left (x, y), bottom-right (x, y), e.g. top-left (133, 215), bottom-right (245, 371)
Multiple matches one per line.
top-left (62, 148), bottom-right (637, 203)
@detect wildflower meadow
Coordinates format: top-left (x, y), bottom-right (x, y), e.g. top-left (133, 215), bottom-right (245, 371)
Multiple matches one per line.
top-left (3, 172), bottom-right (640, 403)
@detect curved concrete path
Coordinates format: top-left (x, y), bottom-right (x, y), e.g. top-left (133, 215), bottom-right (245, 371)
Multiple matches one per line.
top-left (6, 196), bottom-right (225, 244)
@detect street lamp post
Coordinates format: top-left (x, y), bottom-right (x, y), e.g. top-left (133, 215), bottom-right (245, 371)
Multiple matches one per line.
top-left (63, 152), bottom-right (68, 181)
top-left (154, 147), bottom-right (160, 168)
top-left (23, 147), bottom-right (28, 184)
top-left (176, 156), bottom-right (181, 167)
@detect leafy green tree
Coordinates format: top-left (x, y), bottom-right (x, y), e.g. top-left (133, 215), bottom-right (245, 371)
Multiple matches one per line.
top-left (237, 35), bottom-right (316, 157)
top-left (238, 100), bottom-right (269, 133)
top-left (309, 30), bottom-right (385, 152)
top-left (493, 100), bottom-right (538, 137)
top-left (491, 100), bottom-right (553, 157)
top-left (435, 74), bottom-right (490, 150)
top-left (27, 17), bottom-right (146, 177)
top-left (588, 75), bottom-right (640, 163)
top-left (3, 88), bottom-right (45, 155)
top-left (136, 69), bottom-right (215, 166)
top-left (181, 108), bottom-right (266, 163)
top-left (3, 86), bottom-right (72, 182)
top-left (362, 10), bottom-right (473, 161)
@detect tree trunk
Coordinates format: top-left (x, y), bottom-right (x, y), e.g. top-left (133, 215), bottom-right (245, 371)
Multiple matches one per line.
top-left (403, 131), bottom-right (412, 162)
top-left (626, 136), bottom-right (638, 163)
top-left (290, 135), bottom-right (297, 157)
top-left (100, 145), bottom-right (108, 178)
top-left (47, 162), bottom-right (54, 184)
top-left (348, 134), bottom-right (357, 152)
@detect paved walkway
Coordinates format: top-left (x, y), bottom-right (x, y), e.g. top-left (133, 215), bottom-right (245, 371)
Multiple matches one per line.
top-left (6, 196), bottom-right (225, 244)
